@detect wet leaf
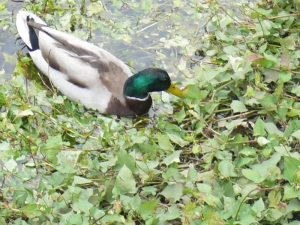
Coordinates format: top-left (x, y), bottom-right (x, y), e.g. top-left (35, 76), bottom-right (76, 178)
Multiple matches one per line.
top-left (230, 100), bottom-right (248, 113)
top-left (283, 156), bottom-right (300, 184)
top-left (72, 176), bottom-right (92, 185)
top-left (137, 198), bottom-right (159, 220)
top-left (113, 165), bottom-right (137, 195)
top-left (163, 150), bottom-right (182, 166)
top-left (242, 169), bottom-right (266, 183)
top-left (21, 204), bottom-right (43, 219)
top-left (253, 117), bottom-right (266, 136)
top-left (218, 160), bottom-right (237, 178)
top-left (161, 183), bottom-right (183, 202)
top-left (4, 158), bottom-right (18, 173)
top-left (257, 137), bottom-right (270, 146)
top-left (182, 84), bottom-right (208, 100)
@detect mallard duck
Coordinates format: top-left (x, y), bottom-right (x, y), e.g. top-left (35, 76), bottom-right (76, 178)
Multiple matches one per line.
top-left (16, 10), bottom-right (183, 116)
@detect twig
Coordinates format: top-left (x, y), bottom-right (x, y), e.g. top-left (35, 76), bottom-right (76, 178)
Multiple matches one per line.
top-left (216, 111), bottom-right (256, 122)
top-left (136, 22), bottom-right (158, 35)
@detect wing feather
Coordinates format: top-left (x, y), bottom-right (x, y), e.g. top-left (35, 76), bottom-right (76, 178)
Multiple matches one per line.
top-left (36, 24), bottom-right (132, 102)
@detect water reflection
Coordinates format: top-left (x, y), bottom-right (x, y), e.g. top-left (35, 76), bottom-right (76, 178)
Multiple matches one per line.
top-left (0, 1), bottom-right (22, 75)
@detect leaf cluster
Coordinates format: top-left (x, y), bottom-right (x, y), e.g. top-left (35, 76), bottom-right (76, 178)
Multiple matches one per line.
top-left (0, 0), bottom-right (300, 224)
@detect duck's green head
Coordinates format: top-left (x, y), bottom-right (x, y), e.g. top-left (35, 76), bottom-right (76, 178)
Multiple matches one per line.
top-left (123, 68), bottom-right (183, 99)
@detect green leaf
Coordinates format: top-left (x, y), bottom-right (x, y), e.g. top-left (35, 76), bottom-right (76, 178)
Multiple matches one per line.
top-left (202, 208), bottom-right (225, 224)
top-left (265, 209), bottom-right (283, 221)
top-left (265, 122), bottom-right (284, 136)
top-left (253, 117), bottom-right (266, 136)
top-left (223, 45), bottom-right (239, 55)
top-left (41, 135), bottom-right (66, 164)
top-left (283, 156), bottom-right (300, 184)
top-left (268, 190), bottom-right (282, 209)
top-left (21, 204), bottom-right (43, 219)
top-left (204, 101), bottom-right (219, 114)
top-left (62, 212), bottom-right (83, 224)
top-left (165, 205), bottom-right (181, 221)
top-left (174, 107), bottom-right (186, 123)
top-left (182, 84), bottom-right (208, 100)
top-left (13, 190), bottom-right (28, 207)
top-left (235, 158), bottom-right (254, 168)
top-left (166, 133), bottom-right (189, 147)
top-left (279, 71), bottom-right (292, 83)
top-left (263, 52), bottom-right (277, 64)
top-left (242, 169), bottom-right (266, 183)
top-left (292, 130), bottom-right (300, 140)
top-left (257, 8), bottom-right (272, 15)
top-left (252, 198), bottom-right (265, 217)
top-left (258, 95), bottom-right (277, 111)
top-left (117, 149), bottom-right (136, 172)
top-left (258, 43), bottom-right (268, 53)
top-left (237, 214), bottom-right (258, 225)
top-left (163, 167), bottom-right (179, 181)
top-left (90, 208), bottom-right (105, 220)
top-left (72, 199), bottom-right (93, 214)
top-left (141, 186), bottom-right (157, 196)
top-left (291, 86), bottom-right (300, 96)
top-left (113, 165), bottom-right (137, 195)
top-left (278, 105), bottom-right (288, 121)
top-left (72, 176), bottom-right (92, 185)
top-left (187, 165), bottom-right (198, 182)
top-left (226, 119), bottom-right (244, 131)
top-left (283, 184), bottom-right (298, 200)
top-left (161, 184), bottom-right (183, 202)
top-left (17, 109), bottom-right (33, 117)
top-left (230, 100), bottom-right (248, 113)
top-left (285, 199), bottom-right (300, 214)
top-left (163, 150), bottom-right (182, 166)
top-left (156, 133), bottom-right (173, 151)
top-left (4, 158), bottom-right (18, 173)
top-left (215, 30), bottom-right (233, 42)
top-left (196, 183), bottom-right (212, 193)
top-left (257, 137), bottom-right (270, 146)
top-left (48, 172), bottom-right (65, 186)
top-left (239, 147), bottom-right (257, 157)
top-left (137, 198), bottom-right (159, 220)
top-left (218, 160), bottom-right (237, 178)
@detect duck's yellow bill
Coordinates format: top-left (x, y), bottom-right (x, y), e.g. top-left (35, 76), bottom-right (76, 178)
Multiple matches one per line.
top-left (165, 82), bottom-right (184, 98)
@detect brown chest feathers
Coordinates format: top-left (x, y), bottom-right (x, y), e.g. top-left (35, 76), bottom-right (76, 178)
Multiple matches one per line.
top-left (105, 95), bottom-right (152, 116)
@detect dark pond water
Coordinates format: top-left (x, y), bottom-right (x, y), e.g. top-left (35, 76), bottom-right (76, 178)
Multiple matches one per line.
top-left (0, 0), bottom-right (249, 82)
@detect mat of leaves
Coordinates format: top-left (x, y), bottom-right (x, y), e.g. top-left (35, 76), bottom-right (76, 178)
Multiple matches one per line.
top-left (0, 0), bottom-right (300, 224)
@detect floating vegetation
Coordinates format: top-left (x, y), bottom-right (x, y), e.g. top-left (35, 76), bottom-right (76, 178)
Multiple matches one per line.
top-left (0, 0), bottom-right (300, 224)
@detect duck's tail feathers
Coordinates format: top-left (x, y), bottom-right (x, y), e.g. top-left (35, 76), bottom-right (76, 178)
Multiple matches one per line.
top-left (16, 10), bottom-right (47, 51)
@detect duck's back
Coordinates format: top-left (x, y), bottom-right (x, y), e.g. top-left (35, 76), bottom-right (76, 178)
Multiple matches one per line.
top-left (16, 10), bottom-right (138, 116)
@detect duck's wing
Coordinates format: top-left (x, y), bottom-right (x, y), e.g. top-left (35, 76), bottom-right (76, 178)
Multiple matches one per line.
top-left (16, 10), bottom-right (132, 104)
top-left (40, 26), bottom-right (131, 101)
